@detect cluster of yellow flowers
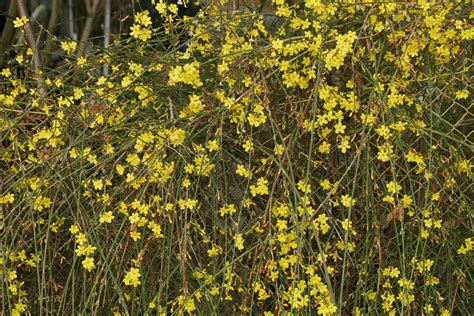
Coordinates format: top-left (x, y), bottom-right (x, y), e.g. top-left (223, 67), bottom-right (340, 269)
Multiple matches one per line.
top-left (70, 225), bottom-right (97, 272)
top-left (130, 10), bottom-right (153, 42)
top-left (168, 61), bottom-right (203, 87)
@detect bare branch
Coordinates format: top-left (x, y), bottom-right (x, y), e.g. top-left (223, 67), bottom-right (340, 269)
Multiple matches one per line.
top-left (78, 0), bottom-right (103, 56)
top-left (42, 0), bottom-right (60, 66)
top-left (0, 1), bottom-right (17, 63)
top-left (103, 0), bottom-right (111, 75)
top-left (84, 0), bottom-right (92, 14)
top-left (15, 0), bottom-right (46, 97)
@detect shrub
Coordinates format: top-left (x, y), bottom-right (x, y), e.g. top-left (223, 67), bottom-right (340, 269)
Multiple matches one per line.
top-left (1, 1), bottom-right (472, 314)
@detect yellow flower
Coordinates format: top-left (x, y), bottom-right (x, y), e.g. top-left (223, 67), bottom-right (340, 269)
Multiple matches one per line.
top-left (182, 178), bottom-right (191, 188)
top-left (234, 234), bottom-right (244, 250)
top-left (1, 68), bottom-right (12, 78)
top-left (401, 195), bottom-right (412, 208)
top-left (250, 177), bottom-right (269, 196)
top-left (271, 38), bottom-right (284, 51)
top-left (148, 222), bottom-right (164, 238)
top-left (219, 204), bottom-right (237, 217)
top-left (76, 233), bottom-right (88, 245)
top-left (248, 104), bottom-right (267, 127)
top-left (168, 128), bottom-right (186, 147)
top-left (334, 122), bottom-right (346, 134)
top-left (126, 153), bottom-right (141, 167)
top-left (99, 211), bottom-right (115, 224)
top-left (13, 16), bottom-right (29, 28)
top-left (123, 267), bottom-right (141, 287)
top-left (338, 137), bottom-right (351, 153)
top-left (60, 40), bottom-right (77, 55)
top-left (130, 24), bottom-right (152, 42)
top-left (318, 141), bottom-right (331, 154)
top-left (382, 266), bottom-right (400, 278)
top-left (168, 61), bottom-right (202, 88)
top-left (121, 76), bottom-right (132, 88)
top-left (82, 257), bottom-right (96, 272)
top-left (383, 195), bottom-right (394, 204)
top-left (297, 180), bottom-right (312, 194)
top-left (168, 4), bottom-right (178, 15)
top-left (207, 245), bottom-right (222, 257)
top-left (33, 196), bottom-right (52, 211)
top-left (155, 1), bottom-right (167, 15)
top-left (116, 164), bottom-right (125, 175)
top-left (178, 296), bottom-right (196, 313)
top-left (440, 309), bottom-right (450, 316)
top-left (457, 238), bottom-right (473, 255)
top-left (236, 164), bottom-right (252, 178)
top-left (210, 287), bottom-right (219, 295)
top-left (180, 94), bottom-right (205, 118)
top-left (0, 193), bottom-right (14, 204)
top-left (386, 181), bottom-right (401, 195)
top-left (134, 10), bottom-right (152, 27)
top-left (73, 88), bottom-right (84, 100)
top-left (340, 195), bottom-right (355, 208)
top-left (77, 56), bottom-right (87, 67)
top-left (274, 144), bottom-right (285, 156)
top-left (454, 89), bottom-right (469, 100)
top-left (130, 231), bottom-right (141, 241)
top-left (243, 139), bottom-right (253, 152)
top-left (320, 179), bottom-right (332, 191)
top-left (69, 224), bottom-right (80, 235)
top-left (92, 179), bottom-right (104, 191)
top-left (325, 31), bottom-right (357, 70)
top-left (377, 143), bottom-right (394, 162)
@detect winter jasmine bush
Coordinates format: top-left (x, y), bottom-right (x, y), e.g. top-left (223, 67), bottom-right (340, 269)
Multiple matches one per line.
top-left (1, 1), bottom-right (472, 315)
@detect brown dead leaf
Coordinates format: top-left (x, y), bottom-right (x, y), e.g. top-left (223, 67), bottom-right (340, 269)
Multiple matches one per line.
top-left (385, 206), bottom-right (405, 226)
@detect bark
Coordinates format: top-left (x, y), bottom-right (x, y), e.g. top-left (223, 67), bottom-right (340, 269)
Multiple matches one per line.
top-left (77, 0), bottom-right (103, 56)
top-left (0, 1), bottom-right (17, 63)
top-left (42, 0), bottom-right (60, 66)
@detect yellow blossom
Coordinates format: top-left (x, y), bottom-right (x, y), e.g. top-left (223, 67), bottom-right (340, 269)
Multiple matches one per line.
top-left (82, 257), bottom-right (96, 272)
top-left (13, 16), bottom-right (29, 28)
top-left (123, 267), bottom-right (141, 287)
top-left (99, 211), bottom-right (115, 224)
